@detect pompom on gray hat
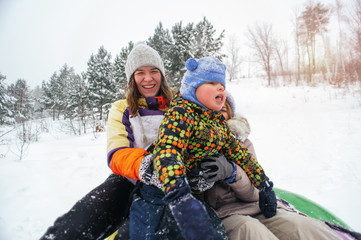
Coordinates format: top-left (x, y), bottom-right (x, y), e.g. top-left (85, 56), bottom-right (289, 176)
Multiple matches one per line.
top-left (180, 57), bottom-right (226, 108)
top-left (125, 42), bottom-right (165, 83)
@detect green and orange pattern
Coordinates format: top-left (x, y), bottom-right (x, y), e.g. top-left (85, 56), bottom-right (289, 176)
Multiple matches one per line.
top-left (153, 93), bottom-right (268, 193)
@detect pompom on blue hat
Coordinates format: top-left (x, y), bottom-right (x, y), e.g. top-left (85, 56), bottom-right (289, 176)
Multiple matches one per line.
top-left (180, 57), bottom-right (226, 108)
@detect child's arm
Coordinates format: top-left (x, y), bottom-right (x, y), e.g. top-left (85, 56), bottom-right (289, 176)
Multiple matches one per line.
top-left (222, 127), bottom-right (269, 188)
top-left (222, 129), bottom-right (277, 218)
top-left (153, 106), bottom-right (192, 193)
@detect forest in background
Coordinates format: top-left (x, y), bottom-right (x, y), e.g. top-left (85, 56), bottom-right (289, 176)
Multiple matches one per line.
top-left (1, 0), bottom-right (361, 160)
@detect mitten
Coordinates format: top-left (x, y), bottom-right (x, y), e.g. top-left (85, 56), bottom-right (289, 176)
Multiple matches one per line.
top-left (188, 175), bottom-right (215, 192)
top-left (138, 154), bottom-right (162, 189)
top-left (201, 153), bottom-right (236, 183)
top-left (164, 180), bottom-right (215, 240)
top-left (259, 180), bottom-right (277, 218)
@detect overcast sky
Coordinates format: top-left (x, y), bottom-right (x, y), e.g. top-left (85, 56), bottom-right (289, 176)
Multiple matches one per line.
top-left (0, 0), bottom-right (338, 88)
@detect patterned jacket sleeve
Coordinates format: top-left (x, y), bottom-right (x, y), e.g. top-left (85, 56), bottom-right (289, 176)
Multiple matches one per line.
top-left (221, 127), bottom-right (269, 188)
top-left (153, 106), bottom-right (192, 192)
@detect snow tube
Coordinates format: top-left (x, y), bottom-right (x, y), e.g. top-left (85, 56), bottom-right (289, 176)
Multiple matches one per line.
top-left (107, 188), bottom-right (353, 240)
top-left (274, 188), bottom-right (350, 229)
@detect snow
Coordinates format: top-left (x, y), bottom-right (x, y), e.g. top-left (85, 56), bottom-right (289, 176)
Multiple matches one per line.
top-left (1, 78), bottom-right (361, 239)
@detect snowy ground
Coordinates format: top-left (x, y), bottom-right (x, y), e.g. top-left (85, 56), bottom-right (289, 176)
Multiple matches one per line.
top-left (1, 78), bottom-right (361, 239)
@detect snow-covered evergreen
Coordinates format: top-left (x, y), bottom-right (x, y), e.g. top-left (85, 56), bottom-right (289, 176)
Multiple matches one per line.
top-left (168, 21), bottom-right (194, 85)
top-left (192, 17), bottom-right (225, 61)
top-left (86, 46), bottom-right (115, 120)
top-left (147, 22), bottom-right (173, 69)
top-left (0, 73), bottom-right (15, 125)
top-left (7, 79), bottom-right (33, 123)
top-left (65, 73), bottom-right (91, 135)
top-left (113, 42), bottom-right (134, 99)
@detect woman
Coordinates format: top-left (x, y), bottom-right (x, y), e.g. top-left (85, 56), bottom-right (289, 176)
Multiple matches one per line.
top-left (40, 42), bottom-right (174, 240)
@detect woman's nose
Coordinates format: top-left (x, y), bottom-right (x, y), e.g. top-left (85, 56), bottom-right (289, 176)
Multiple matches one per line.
top-left (218, 84), bottom-right (225, 91)
top-left (144, 72), bottom-right (152, 81)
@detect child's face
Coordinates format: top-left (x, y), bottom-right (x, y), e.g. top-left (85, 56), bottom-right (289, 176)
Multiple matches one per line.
top-left (195, 81), bottom-right (226, 111)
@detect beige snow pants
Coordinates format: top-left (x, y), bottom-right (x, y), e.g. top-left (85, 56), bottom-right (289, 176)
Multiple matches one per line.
top-left (222, 208), bottom-right (342, 240)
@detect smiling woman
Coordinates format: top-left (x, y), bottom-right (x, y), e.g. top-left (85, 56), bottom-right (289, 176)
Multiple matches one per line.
top-left (134, 66), bottom-right (162, 98)
top-left (40, 42), bottom-right (174, 240)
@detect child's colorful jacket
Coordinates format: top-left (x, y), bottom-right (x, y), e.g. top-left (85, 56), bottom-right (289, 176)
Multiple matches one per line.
top-left (153, 93), bottom-right (269, 193)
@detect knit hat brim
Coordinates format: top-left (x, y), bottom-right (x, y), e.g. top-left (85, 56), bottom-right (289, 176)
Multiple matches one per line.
top-left (125, 42), bottom-right (165, 83)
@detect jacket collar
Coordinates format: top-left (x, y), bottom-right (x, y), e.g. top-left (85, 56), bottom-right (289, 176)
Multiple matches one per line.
top-left (137, 96), bottom-right (169, 110)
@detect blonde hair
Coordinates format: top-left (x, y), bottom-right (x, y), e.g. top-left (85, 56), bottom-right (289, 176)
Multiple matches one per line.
top-left (225, 100), bottom-right (233, 119)
top-left (125, 72), bottom-right (173, 117)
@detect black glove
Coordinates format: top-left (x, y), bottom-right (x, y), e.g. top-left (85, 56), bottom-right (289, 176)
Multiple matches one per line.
top-left (164, 179), bottom-right (215, 240)
top-left (259, 180), bottom-right (277, 218)
top-left (201, 153), bottom-right (236, 183)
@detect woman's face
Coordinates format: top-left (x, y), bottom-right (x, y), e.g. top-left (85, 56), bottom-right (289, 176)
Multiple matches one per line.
top-left (220, 104), bottom-right (229, 120)
top-left (195, 81), bottom-right (226, 111)
top-left (134, 66), bottom-right (162, 98)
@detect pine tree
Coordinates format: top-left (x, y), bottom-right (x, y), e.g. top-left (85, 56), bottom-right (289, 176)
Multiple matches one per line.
top-left (66, 73), bottom-right (90, 134)
top-left (30, 85), bottom-right (44, 119)
top-left (58, 64), bottom-right (76, 115)
top-left (40, 64), bottom-right (77, 120)
top-left (57, 65), bottom-right (81, 119)
top-left (169, 21), bottom-right (194, 88)
top-left (147, 22), bottom-right (173, 78)
top-left (86, 46), bottom-right (114, 120)
top-left (7, 79), bottom-right (32, 123)
top-left (40, 75), bottom-right (56, 120)
top-left (113, 41), bottom-right (134, 99)
top-left (0, 73), bottom-right (15, 124)
top-left (192, 17), bottom-right (225, 60)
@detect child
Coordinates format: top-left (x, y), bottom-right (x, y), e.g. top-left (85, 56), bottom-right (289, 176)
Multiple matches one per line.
top-left (204, 93), bottom-right (346, 240)
top-left (129, 57), bottom-right (276, 240)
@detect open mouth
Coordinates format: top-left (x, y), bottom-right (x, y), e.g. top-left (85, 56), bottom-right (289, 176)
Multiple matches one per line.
top-left (215, 94), bottom-right (224, 102)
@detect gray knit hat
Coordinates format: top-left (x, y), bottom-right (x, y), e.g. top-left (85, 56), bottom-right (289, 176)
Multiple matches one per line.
top-left (125, 42), bottom-right (165, 83)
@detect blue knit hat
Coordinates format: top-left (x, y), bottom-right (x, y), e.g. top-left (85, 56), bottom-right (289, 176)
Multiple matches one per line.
top-left (180, 57), bottom-right (226, 108)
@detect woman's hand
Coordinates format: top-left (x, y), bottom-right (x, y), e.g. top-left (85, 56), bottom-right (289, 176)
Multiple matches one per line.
top-left (201, 153), bottom-right (236, 183)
